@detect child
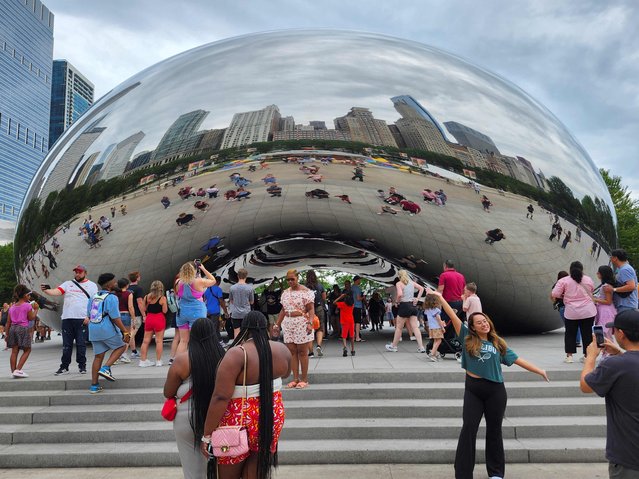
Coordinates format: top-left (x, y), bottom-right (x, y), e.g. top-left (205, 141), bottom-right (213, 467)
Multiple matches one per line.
top-left (335, 293), bottom-right (356, 357)
top-left (424, 294), bottom-right (446, 362)
top-left (462, 282), bottom-right (482, 321)
top-left (5, 285), bottom-right (39, 377)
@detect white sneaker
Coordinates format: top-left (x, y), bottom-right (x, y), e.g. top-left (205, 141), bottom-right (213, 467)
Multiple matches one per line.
top-left (399, 337), bottom-right (403, 342)
top-left (138, 359), bottom-right (155, 368)
top-left (119, 355), bottom-right (131, 364)
top-left (564, 356), bottom-right (574, 363)
top-left (155, 360), bottom-right (163, 367)
top-left (428, 354), bottom-right (438, 362)
top-left (385, 343), bottom-right (398, 352)
top-left (409, 336), bottom-right (416, 341)
top-left (12, 370), bottom-right (28, 378)
top-left (417, 347), bottom-right (426, 353)
top-left (579, 356), bottom-right (586, 363)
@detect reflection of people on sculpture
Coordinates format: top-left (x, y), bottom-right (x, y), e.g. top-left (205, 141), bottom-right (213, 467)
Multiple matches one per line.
top-left (176, 213), bottom-right (195, 227)
top-left (195, 188), bottom-right (206, 197)
top-left (526, 204), bottom-right (534, 219)
top-left (422, 188), bottom-right (437, 203)
top-left (51, 237), bottom-right (62, 254)
top-left (335, 194), bottom-right (351, 204)
top-left (194, 201), bottom-right (209, 211)
top-left (160, 196), bottom-right (171, 209)
top-left (206, 185), bottom-right (219, 198)
top-left (399, 199), bottom-right (421, 215)
top-left (178, 186), bottom-right (194, 199)
top-left (436, 189), bottom-right (447, 205)
top-left (485, 229), bottom-right (506, 245)
top-left (575, 226), bottom-right (582, 242)
top-left (225, 189), bottom-right (237, 201)
top-left (248, 164), bottom-right (257, 172)
top-left (481, 195), bottom-right (492, 212)
top-left (274, 269), bottom-right (315, 389)
top-left (120, 204), bottom-right (127, 215)
top-left (308, 174), bottom-right (323, 182)
top-left (99, 216), bottom-right (113, 234)
top-left (235, 187), bottom-right (251, 201)
top-left (110, 206), bottom-right (116, 218)
top-left (262, 174), bottom-right (276, 184)
top-left (384, 187), bottom-right (405, 204)
top-left (561, 231), bottom-right (572, 249)
top-left (267, 184), bottom-right (282, 197)
top-left (378, 205), bottom-right (399, 215)
top-left (46, 250), bottom-right (57, 270)
top-left (259, 159), bottom-right (268, 169)
top-left (305, 189), bottom-right (329, 199)
top-left (352, 166), bottom-right (364, 181)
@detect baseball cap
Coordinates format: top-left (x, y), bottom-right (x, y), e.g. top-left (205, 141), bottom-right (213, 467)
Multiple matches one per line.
top-left (606, 309), bottom-right (639, 332)
top-left (73, 264), bottom-right (87, 273)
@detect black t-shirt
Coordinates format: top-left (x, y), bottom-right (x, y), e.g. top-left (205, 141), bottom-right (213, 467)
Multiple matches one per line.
top-left (128, 284), bottom-right (144, 317)
top-left (585, 351), bottom-right (639, 470)
top-left (264, 290), bottom-right (282, 315)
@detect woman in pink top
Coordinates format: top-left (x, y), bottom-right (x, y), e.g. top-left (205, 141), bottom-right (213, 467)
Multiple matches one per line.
top-left (551, 261), bottom-right (596, 363)
top-left (5, 285), bottom-right (38, 378)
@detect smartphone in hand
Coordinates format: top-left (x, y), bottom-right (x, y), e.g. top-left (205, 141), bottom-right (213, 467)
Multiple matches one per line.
top-left (593, 325), bottom-right (605, 348)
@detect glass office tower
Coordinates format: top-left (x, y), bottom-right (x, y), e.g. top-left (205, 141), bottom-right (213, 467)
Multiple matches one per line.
top-left (49, 60), bottom-right (94, 148)
top-left (0, 0), bottom-right (54, 223)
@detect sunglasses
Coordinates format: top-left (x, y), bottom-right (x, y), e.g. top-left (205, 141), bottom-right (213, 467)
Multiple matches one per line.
top-left (286, 278), bottom-right (296, 282)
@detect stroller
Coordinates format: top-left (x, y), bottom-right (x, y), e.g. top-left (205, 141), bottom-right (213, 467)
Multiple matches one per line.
top-left (425, 319), bottom-right (463, 360)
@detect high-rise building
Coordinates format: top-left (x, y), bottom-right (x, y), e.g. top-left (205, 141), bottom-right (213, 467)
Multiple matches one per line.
top-left (152, 109), bottom-right (209, 161)
top-left (444, 121), bottom-right (501, 156)
top-left (221, 105), bottom-right (281, 149)
top-left (272, 129), bottom-right (351, 141)
top-left (280, 116), bottom-right (295, 132)
top-left (48, 60), bottom-right (94, 148)
top-left (0, 0), bottom-right (54, 222)
top-left (100, 130), bottom-right (145, 180)
top-left (391, 95), bottom-right (447, 138)
top-left (334, 107), bottom-right (396, 147)
top-left (309, 121), bottom-right (327, 130)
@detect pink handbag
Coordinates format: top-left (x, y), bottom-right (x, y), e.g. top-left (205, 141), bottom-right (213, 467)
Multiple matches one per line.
top-left (210, 346), bottom-right (249, 458)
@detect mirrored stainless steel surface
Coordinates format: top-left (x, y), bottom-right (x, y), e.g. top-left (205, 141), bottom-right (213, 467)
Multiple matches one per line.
top-left (15, 30), bottom-right (616, 333)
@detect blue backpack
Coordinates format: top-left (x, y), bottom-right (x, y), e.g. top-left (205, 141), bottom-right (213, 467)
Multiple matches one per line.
top-left (88, 292), bottom-right (113, 324)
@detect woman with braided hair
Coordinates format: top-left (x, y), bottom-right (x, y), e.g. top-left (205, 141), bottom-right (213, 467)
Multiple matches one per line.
top-left (164, 318), bottom-right (225, 479)
top-left (202, 311), bottom-right (291, 479)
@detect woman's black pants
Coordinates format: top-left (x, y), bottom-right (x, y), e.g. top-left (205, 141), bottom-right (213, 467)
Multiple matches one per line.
top-left (564, 317), bottom-right (594, 355)
top-left (455, 375), bottom-right (507, 479)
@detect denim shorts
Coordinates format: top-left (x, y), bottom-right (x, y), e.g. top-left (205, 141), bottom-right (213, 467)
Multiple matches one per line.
top-left (92, 334), bottom-right (126, 355)
top-left (120, 313), bottom-right (131, 327)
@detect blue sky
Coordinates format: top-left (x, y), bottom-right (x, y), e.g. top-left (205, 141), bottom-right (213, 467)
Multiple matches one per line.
top-left (45, 0), bottom-right (639, 196)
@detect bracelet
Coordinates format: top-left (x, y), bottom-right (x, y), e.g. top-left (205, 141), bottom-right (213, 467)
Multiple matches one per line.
top-left (201, 435), bottom-right (211, 444)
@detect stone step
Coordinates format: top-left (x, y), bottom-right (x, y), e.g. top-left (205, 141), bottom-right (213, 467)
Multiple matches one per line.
top-left (0, 368), bottom-right (583, 392)
top-left (0, 437), bottom-right (607, 468)
top-left (0, 416), bottom-right (607, 445)
top-left (0, 396), bottom-right (606, 425)
top-left (0, 380), bottom-right (585, 406)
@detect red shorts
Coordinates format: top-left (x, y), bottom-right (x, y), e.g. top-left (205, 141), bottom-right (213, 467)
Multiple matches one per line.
top-left (340, 320), bottom-right (355, 339)
top-left (216, 391), bottom-right (285, 465)
top-left (144, 312), bottom-right (165, 333)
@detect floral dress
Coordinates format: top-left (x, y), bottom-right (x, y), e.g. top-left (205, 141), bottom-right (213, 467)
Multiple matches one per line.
top-left (280, 287), bottom-right (315, 344)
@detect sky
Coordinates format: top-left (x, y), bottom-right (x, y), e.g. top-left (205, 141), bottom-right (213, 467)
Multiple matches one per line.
top-left (44, 0), bottom-right (639, 197)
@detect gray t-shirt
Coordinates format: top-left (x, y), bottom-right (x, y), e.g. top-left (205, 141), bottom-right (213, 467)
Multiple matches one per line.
top-left (229, 283), bottom-right (254, 319)
top-left (614, 264), bottom-right (638, 310)
top-left (585, 351), bottom-right (639, 470)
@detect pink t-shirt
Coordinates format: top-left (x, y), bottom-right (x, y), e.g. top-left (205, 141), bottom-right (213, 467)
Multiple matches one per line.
top-left (463, 295), bottom-right (483, 318)
top-left (552, 275), bottom-right (597, 320)
top-left (439, 270), bottom-right (466, 302)
top-left (9, 302), bottom-right (33, 327)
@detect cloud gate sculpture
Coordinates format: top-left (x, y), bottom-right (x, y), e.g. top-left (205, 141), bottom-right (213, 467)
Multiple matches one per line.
top-left (15, 30), bottom-right (616, 333)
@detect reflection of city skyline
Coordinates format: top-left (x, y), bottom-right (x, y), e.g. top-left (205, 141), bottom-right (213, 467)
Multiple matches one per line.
top-left (58, 94), bottom-right (549, 193)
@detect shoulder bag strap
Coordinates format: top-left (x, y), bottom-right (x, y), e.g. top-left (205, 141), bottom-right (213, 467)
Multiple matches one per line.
top-left (238, 345), bottom-right (247, 426)
top-left (576, 281), bottom-right (593, 300)
top-left (72, 280), bottom-right (91, 299)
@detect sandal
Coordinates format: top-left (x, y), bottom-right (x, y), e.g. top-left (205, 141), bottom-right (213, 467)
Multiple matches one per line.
top-left (295, 381), bottom-right (309, 389)
top-left (286, 380), bottom-right (299, 389)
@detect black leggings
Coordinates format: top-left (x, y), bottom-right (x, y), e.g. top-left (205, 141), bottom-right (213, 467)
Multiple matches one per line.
top-left (455, 375), bottom-right (507, 479)
top-left (564, 317), bottom-right (594, 355)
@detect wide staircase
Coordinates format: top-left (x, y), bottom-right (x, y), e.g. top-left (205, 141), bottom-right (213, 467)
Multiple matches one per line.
top-left (0, 367), bottom-right (606, 468)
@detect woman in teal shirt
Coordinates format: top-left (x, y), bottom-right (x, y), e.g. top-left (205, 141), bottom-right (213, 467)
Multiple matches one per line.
top-left (432, 290), bottom-right (549, 479)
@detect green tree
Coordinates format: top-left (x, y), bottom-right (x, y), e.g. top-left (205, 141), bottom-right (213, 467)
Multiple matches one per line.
top-left (600, 169), bottom-right (639, 262)
top-left (0, 243), bottom-right (17, 303)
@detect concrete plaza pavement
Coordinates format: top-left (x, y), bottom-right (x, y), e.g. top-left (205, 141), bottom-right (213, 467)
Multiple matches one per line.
top-left (0, 464), bottom-right (611, 479)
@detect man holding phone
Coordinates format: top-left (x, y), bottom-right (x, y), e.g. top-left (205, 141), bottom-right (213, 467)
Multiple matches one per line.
top-left (581, 310), bottom-right (639, 478)
top-left (41, 265), bottom-right (98, 375)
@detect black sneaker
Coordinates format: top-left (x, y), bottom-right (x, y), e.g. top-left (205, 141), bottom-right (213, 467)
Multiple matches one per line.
top-left (351, 350), bottom-right (356, 356)
top-left (54, 368), bottom-right (69, 376)
top-left (79, 368), bottom-right (87, 375)
top-left (343, 348), bottom-right (348, 357)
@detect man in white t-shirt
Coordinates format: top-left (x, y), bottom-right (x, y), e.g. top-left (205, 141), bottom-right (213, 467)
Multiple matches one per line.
top-left (41, 264), bottom-right (98, 375)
